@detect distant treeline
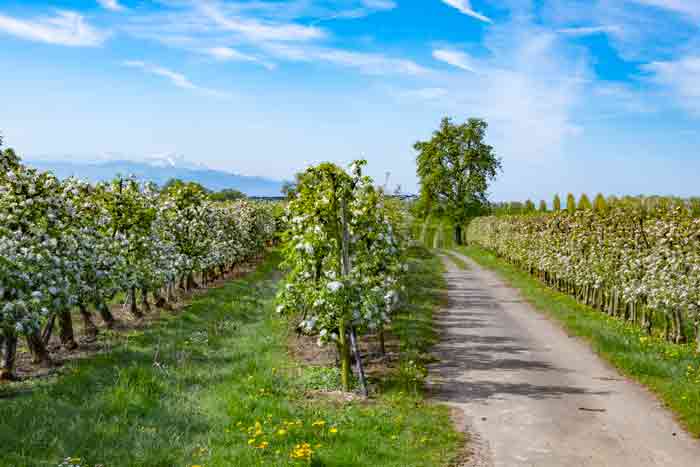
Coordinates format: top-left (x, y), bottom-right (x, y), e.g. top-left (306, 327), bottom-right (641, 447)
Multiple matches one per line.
top-left (490, 194), bottom-right (700, 217)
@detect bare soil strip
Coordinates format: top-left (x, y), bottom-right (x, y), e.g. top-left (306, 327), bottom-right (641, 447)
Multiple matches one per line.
top-left (428, 252), bottom-right (700, 467)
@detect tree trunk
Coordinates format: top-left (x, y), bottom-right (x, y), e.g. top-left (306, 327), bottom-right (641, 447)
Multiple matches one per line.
top-left (350, 326), bottom-right (369, 398)
top-left (153, 288), bottom-right (170, 310)
top-left (0, 334), bottom-right (18, 381)
top-left (141, 287), bottom-right (151, 313)
top-left (97, 301), bottom-right (116, 328)
top-left (167, 281), bottom-right (177, 304)
top-left (673, 309), bottom-right (686, 344)
top-left (337, 325), bottom-right (351, 392)
top-left (26, 331), bottom-right (51, 367)
top-left (643, 307), bottom-right (653, 335)
top-left (58, 311), bottom-right (78, 350)
top-left (338, 196), bottom-right (353, 392)
top-left (42, 314), bottom-right (57, 345)
top-left (186, 272), bottom-right (199, 291)
top-left (129, 287), bottom-right (143, 319)
top-left (455, 224), bottom-right (463, 246)
top-left (378, 327), bottom-right (386, 357)
top-left (664, 311), bottom-right (671, 342)
top-left (79, 303), bottom-right (99, 340)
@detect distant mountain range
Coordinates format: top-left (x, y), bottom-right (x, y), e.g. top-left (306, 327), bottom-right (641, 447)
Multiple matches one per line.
top-left (24, 158), bottom-right (285, 197)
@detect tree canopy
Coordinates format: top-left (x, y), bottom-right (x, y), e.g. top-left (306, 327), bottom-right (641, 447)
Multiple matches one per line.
top-left (414, 117), bottom-right (501, 243)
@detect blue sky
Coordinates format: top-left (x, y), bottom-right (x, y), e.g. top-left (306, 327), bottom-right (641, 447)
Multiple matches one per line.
top-left (0, 0), bottom-right (698, 202)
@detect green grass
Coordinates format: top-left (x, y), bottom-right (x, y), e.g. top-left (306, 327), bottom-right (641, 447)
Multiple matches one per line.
top-left (457, 245), bottom-right (700, 437)
top-left (440, 250), bottom-right (469, 270)
top-left (413, 218), bottom-right (456, 250)
top-left (0, 249), bottom-right (460, 467)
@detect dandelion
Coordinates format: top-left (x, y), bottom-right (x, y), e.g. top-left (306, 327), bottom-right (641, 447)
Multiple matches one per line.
top-left (329, 427), bottom-right (338, 434)
top-left (311, 420), bottom-right (326, 427)
top-left (290, 442), bottom-right (314, 461)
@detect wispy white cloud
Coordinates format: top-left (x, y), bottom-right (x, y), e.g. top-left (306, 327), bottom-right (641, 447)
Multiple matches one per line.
top-left (97, 0), bottom-right (125, 12)
top-left (591, 82), bottom-right (656, 114)
top-left (264, 43), bottom-right (432, 76)
top-left (200, 3), bottom-right (325, 42)
top-left (431, 20), bottom-right (589, 165)
top-left (310, 0), bottom-right (397, 22)
top-left (202, 46), bottom-right (276, 69)
top-left (122, 60), bottom-right (230, 98)
top-left (557, 25), bottom-right (623, 37)
top-left (119, 1), bottom-right (425, 78)
top-left (315, 49), bottom-right (430, 76)
top-left (361, 0), bottom-right (397, 10)
top-left (441, 0), bottom-right (492, 23)
top-left (643, 55), bottom-right (700, 114)
top-left (544, 0), bottom-right (697, 61)
top-left (629, 0), bottom-right (700, 18)
top-left (432, 48), bottom-right (477, 72)
top-left (0, 10), bottom-right (106, 47)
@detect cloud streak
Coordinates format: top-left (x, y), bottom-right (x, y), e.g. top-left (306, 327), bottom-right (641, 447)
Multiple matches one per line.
top-left (200, 3), bottom-right (325, 42)
top-left (97, 0), bottom-right (125, 12)
top-left (433, 49), bottom-right (477, 72)
top-left (0, 10), bottom-right (106, 47)
top-left (557, 25), bottom-right (623, 37)
top-left (202, 46), bottom-right (275, 69)
top-left (264, 43), bottom-right (433, 76)
top-left (441, 0), bottom-right (492, 23)
top-left (122, 60), bottom-right (230, 98)
top-left (629, 0), bottom-right (700, 18)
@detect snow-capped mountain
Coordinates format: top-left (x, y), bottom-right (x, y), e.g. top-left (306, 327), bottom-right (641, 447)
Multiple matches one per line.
top-left (24, 156), bottom-right (284, 197)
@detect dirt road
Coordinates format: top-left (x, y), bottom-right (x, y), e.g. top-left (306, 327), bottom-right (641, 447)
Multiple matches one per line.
top-left (428, 251), bottom-right (700, 467)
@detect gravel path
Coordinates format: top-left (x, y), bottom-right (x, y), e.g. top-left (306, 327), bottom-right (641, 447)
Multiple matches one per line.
top-left (428, 251), bottom-right (700, 467)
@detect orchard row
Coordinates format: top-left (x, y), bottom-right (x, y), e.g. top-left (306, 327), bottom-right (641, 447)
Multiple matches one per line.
top-left (0, 145), bottom-right (276, 380)
top-left (467, 200), bottom-right (700, 348)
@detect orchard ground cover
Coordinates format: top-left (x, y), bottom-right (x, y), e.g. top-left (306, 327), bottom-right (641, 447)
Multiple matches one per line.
top-left (0, 247), bottom-right (461, 467)
top-left (457, 245), bottom-right (700, 437)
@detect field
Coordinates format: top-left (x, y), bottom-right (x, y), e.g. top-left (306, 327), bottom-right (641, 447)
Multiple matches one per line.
top-left (0, 246), bottom-right (461, 467)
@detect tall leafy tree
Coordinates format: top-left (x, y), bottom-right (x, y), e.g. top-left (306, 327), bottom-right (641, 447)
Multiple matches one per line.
top-left (415, 117), bottom-right (501, 244)
top-left (578, 193), bottom-right (593, 210)
top-left (553, 194), bottom-right (562, 212)
top-left (594, 193), bottom-right (608, 213)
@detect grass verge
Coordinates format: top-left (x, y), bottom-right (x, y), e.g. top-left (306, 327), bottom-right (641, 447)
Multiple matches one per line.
top-left (457, 245), bottom-right (700, 437)
top-left (440, 250), bottom-right (469, 270)
top-left (0, 248), bottom-right (460, 467)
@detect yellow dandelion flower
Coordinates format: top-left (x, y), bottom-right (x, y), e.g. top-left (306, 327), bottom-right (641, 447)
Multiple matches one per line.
top-left (329, 427), bottom-right (338, 434)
